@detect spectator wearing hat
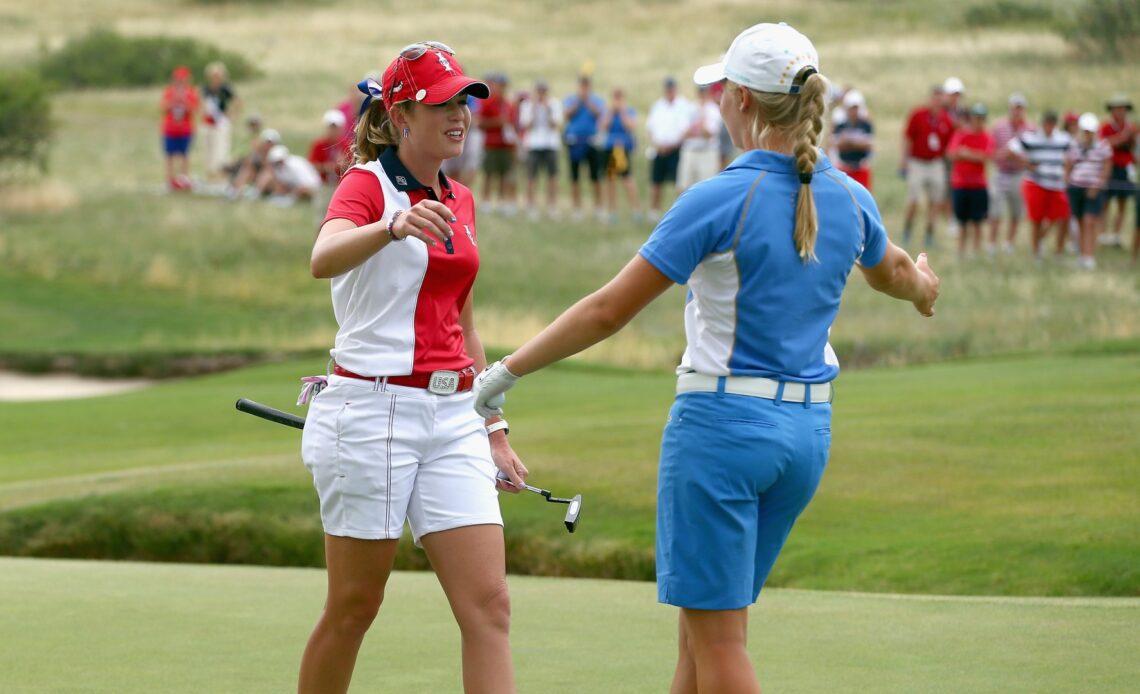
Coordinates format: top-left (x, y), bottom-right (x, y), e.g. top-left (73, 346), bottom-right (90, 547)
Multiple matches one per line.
top-left (265, 144), bottom-right (321, 205)
top-left (309, 110), bottom-right (352, 184)
top-left (676, 83), bottom-right (724, 192)
top-left (201, 62), bottom-right (241, 182)
top-left (1065, 113), bottom-right (1113, 270)
top-left (832, 89), bottom-right (874, 191)
top-left (646, 76), bottom-right (694, 221)
top-left (1098, 95), bottom-right (1137, 248)
top-left (986, 93), bottom-right (1036, 255)
top-left (947, 103), bottom-right (996, 257)
top-left (902, 85), bottom-right (955, 246)
top-left (941, 77), bottom-right (967, 240)
top-left (1007, 111), bottom-right (1072, 259)
top-left (598, 87), bottom-right (644, 222)
top-left (478, 73), bottom-right (518, 216)
top-left (518, 80), bottom-right (563, 220)
top-left (161, 65), bottom-right (200, 191)
top-left (563, 75), bottom-right (606, 221)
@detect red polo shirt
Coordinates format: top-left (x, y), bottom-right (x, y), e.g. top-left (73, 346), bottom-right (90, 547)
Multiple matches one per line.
top-left (905, 106), bottom-right (956, 160)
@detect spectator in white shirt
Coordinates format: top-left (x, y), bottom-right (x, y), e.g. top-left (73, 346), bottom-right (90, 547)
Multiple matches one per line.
top-left (266, 144), bottom-right (321, 205)
top-left (646, 76), bottom-right (694, 220)
top-left (677, 83), bottom-right (724, 192)
top-left (518, 80), bottom-right (563, 220)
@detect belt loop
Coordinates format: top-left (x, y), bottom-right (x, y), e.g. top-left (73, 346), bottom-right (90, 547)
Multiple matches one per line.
top-left (803, 383), bottom-right (812, 409)
top-left (716, 376), bottom-right (727, 399)
top-left (373, 377), bottom-right (382, 392)
top-left (774, 381), bottom-right (785, 406)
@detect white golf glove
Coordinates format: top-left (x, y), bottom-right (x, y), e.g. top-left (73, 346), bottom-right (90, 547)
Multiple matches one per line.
top-left (473, 359), bottom-right (520, 418)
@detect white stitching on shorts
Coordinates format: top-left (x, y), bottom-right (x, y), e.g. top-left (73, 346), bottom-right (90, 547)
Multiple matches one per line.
top-left (384, 394), bottom-right (397, 536)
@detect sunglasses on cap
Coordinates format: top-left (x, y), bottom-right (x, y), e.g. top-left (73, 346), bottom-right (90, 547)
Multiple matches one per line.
top-left (399, 41), bottom-right (455, 60)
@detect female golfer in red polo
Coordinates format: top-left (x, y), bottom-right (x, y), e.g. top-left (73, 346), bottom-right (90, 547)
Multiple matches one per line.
top-left (300, 42), bottom-right (527, 694)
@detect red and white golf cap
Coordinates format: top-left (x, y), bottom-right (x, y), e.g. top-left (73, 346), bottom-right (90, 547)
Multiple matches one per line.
top-left (693, 23), bottom-right (818, 95)
top-left (368, 41), bottom-right (489, 110)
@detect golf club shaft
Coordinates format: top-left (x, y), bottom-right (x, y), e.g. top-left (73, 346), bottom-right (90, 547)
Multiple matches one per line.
top-left (235, 398), bottom-right (306, 430)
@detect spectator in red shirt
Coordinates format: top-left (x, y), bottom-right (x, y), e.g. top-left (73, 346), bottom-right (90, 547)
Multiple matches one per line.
top-left (1098, 95), bottom-right (1136, 248)
top-left (902, 85), bottom-right (956, 246)
top-left (947, 103), bottom-right (996, 257)
top-left (161, 65), bottom-right (200, 191)
top-left (309, 109), bottom-right (352, 184)
top-left (478, 73), bottom-right (518, 215)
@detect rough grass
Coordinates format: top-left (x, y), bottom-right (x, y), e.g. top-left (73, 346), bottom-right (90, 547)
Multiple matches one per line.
top-left (1, 353), bottom-right (1137, 595)
top-left (3, 558), bottom-right (1138, 693)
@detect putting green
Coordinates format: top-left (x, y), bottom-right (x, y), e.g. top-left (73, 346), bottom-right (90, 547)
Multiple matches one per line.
top-left (3, 558), bottom-right (1135, 692)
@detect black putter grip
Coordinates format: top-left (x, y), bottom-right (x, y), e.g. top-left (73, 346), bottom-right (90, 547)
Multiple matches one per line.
top-left (235, 398), bottom-right (306, 430)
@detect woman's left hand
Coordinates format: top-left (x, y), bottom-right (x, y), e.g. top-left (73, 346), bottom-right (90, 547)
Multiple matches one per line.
top-left (490, 435), bottom-right (528, 493)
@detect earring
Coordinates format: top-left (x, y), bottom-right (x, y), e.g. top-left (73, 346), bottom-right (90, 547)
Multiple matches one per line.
top-left (402, 127), bottom-right (410, 139)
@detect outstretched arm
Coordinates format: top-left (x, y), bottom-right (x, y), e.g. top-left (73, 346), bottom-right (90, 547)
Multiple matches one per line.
top-left (858, 244), bottom-right (940, 317)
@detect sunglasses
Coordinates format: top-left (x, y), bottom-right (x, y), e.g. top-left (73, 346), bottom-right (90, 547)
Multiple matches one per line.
top-left (399, 41), bottom-right (455, 61)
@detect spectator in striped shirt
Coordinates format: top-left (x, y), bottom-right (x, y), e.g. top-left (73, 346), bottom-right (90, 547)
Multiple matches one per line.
top-left (1064, 113), bottom-right (1113, 270)
top-left (1008, 111), bottom-right (1071, 259)
top-left (988, 93), bottom-right (1035, 255)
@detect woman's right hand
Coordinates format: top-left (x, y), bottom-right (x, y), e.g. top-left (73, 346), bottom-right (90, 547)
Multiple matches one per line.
top-left (390, 199), bottom-right (455, 247)
top-left (913, 252), bottom-right (940, 317)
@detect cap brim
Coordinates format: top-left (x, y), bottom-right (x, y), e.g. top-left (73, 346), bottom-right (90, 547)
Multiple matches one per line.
top-left (422, 76), bottom-right (490, 105)
top-left (693, 62), bottom-right (725, 86)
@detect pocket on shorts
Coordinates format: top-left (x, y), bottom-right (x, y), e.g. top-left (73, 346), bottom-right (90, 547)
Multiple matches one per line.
top-left (715, 417), bottom-right (777, 427)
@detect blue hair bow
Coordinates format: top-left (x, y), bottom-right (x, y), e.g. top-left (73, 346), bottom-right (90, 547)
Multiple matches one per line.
top-left (357, 78), bottom-right (384, 117)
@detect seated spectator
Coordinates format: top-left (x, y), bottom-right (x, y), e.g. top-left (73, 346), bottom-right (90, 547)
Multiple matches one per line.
top-left (1064, 113), bottom-right (1113, 270)
top-left (598, 88), bottom-right (643, 222)
top-left (646, 76), bottom-right (693, 220)
top-left (677, 83), bottom-right (723, 192)
top-left (832, 89), bottom-right (874, 190)
top-left (517, 80), bottom-right (562, 220)
top-left (229, 127), bottom-right (281, 199)
top-left (265, 144), bottom-right (321, 204)
top-left (947, 103), bottom-right (995, 257)
top-left (1007, 110), bottom-right (1071, 259)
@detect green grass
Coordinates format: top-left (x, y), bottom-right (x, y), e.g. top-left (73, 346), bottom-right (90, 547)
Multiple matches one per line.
top-left (3, 557), bottom-right (1137, 693)
top-left (1, 353), bottom-right (1137, 594)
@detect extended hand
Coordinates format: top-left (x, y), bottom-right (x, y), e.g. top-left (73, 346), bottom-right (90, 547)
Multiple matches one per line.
top-left (391, 199), bottom-right (455, 247)
top-left (473, 359), bottom-right (520, 418)
top-left (913, 252), bottom-right (940, 317)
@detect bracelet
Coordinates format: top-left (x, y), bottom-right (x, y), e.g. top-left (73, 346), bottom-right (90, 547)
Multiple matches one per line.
top-left (386, 210), bottom-right (405, 241)
top-left (485, 420), bottom-right (510, 437)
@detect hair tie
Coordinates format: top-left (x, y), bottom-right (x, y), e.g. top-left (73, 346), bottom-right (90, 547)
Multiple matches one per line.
top-left (357, 78), bottom-right (384, 118)
top-left (799, 172), bottom-right (813, 185)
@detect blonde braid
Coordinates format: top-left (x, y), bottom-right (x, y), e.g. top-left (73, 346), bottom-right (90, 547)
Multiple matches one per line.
top-left (791, 72), bottom-right (826, 263)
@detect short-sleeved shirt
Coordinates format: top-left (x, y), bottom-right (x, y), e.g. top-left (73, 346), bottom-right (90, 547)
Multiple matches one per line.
top-left (479, 94), bottom-right (515, 149)
top-left (604, 107), bottom-right (637, 151)
top-left (162, 85), bottom-right (200, 137)
top-left (562, 92), bottom-right (605, 144)
top-left (682, 101), bottom-right (723, 151)
top-left (647, 97), bottom-right (695, 149)
top-left (322, 147), bottom-right (479, 376)
top-left (1065, 139), bottom-right (1113, 189)
top-left (202, 83), bottom-right (235, 125)
top-left (905, 106), bottom-right (955, 160)
top-left (1099, 120), bottom-right (1136, 168)
top-left (990, 117), bottom-right (1036, 174)
top-left (833, 118), bottom-right (874, 170)
top-left (1008, 129), bottom-right (1071, 191)
top-left (277, 155), bottom-right (322, 190)
top-left (948, 129), bottom-right (995, 189)
top-left (638, 149), bottom-right (888, 384)
top-left (309, 136), bottom-right (352, 183)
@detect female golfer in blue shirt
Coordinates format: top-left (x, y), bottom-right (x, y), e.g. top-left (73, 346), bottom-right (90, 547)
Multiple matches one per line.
top-left (475, 22), bottom-right (939, 693)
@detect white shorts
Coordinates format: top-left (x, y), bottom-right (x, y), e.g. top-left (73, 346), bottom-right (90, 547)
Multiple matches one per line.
top-left (300, 375), bottom-right (502, 544)
top-left (906, 157), bottom-right (946, 203)
top-left (677, 147), bottom-right (721, 191)
top-left (202, 119), bottom-right (232, 175)
top-left (989, 173), bottom-right (1024, 219)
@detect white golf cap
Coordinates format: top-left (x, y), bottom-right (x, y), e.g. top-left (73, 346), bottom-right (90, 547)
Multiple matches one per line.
top-left (260, 128), bottom-right (281, 143)
top-left (943, 76), bottom-right (965, 94)
top-left (267, 144), bottom-right (289, 163)
top-left (842, 89), bottom-right (865, 109)
top-left (322, 109), bottom-right (346, 128)
top-left (1077, 112), bottom-right (1099, 133)
top-left (693, 22), bottom-right (819, 95)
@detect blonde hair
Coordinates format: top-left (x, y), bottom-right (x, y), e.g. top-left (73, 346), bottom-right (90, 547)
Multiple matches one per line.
top-left (735, 68), bottom-right (827, 262)
top-left (205, 61), bottom-right (227, 80)
top-left (353, 100), bottom-right (410, 164)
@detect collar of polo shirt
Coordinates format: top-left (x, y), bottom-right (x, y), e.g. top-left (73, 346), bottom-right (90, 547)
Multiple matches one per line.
top-left (380, 147), bottom-right (456, 198)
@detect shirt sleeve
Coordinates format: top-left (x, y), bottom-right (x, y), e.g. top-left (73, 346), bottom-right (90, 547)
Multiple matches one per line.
top-left (638, 185), bottom-right (731, 285)
top-left (855, 188), bottom-right (889, 268)
top-left (323, 168), bottom-right (384, 227)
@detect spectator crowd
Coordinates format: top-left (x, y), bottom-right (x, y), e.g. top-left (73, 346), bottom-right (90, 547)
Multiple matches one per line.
top-left (159, 62), bottom-right (1137, 268)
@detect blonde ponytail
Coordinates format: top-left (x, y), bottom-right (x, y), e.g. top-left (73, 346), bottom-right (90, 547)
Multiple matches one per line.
top-left (734, 67), bottom-right (829, 263)
top-left (353, 100), bottom-right (406, 164)
top-left (791, 72), bottom-right (826, 263)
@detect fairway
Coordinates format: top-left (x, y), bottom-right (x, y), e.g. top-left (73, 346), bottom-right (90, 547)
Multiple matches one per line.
top-left (3, 558), bottom-right (1136, 693)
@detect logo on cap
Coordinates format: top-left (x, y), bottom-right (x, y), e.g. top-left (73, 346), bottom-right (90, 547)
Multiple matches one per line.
top-left (437, 52), bottom-right (454, 73)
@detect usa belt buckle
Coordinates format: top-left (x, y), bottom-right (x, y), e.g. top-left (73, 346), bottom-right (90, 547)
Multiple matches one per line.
top-left (428, 370), bottom-right (460, 395)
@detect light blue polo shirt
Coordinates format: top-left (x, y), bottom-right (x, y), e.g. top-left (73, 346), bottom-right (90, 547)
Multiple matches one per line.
top-left (563, 93), bottom-right (605, 143)
top-left (639, 149), bottom-right (888, 384)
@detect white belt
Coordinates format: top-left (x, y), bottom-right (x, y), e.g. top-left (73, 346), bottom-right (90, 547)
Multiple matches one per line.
top-left (676, 373), bottom-right (832, 404)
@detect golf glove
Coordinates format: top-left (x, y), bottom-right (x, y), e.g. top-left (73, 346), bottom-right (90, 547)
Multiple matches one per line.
top-left (474, 359), bottom-right (520, 417)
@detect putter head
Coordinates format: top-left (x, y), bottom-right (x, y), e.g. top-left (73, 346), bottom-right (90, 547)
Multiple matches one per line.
top-left (563, 494), bottom-right (582, 533)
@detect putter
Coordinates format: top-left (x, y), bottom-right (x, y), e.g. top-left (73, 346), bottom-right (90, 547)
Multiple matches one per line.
top-left (498, 472), bottom-right (582, 534)
top-left (236, 399), bottom-right (584, 533)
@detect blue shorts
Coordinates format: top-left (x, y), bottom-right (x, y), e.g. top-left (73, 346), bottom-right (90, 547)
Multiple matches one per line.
top-left (656, 390), bottom-right (831, 610)
top-left (1068, 185), bottom-right (1105, 219)
top-left (163, 134), bottom-right (192, 155)
top-left (952, 187), bottom-right (989, 223)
